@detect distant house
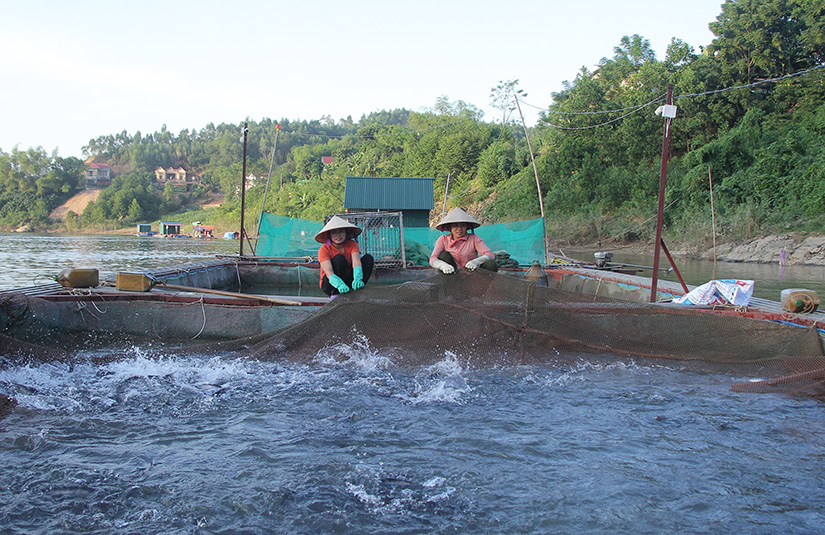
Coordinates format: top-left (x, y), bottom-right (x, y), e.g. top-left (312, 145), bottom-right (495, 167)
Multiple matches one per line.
top-left (85, 162), bottom-right (112, 188)
top-left (154, 166), bottom-right (187, 182)
top-left (343, 176), bottom-right (435, 227)
top-left (154, 166), bottom-right (201, 192)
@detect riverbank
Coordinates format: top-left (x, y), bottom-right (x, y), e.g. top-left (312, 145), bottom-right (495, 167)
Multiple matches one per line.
top-left (552, 233), bottom-right (825, 267)
top-left (685, 234), bottom-right (825, 266)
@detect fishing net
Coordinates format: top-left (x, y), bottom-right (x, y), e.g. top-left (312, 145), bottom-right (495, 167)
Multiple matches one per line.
top-left (2, 271), bottom-right (825, 398)
top-left (0, 291), bottom-right (188, 361)
top-left (206, 271), bottom-right (825, 397)
top-left (0, 292), bottom-right (74, 363)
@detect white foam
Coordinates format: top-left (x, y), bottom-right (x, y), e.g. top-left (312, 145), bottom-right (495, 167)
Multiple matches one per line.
top-left (313, 330), bottom-right (394, 371)
top-left (346, 482), bottom-right (383, 506)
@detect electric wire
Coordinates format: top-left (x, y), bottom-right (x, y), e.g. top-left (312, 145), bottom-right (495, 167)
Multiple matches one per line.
top-left (539, 95), bottom-right (666, 130)
top-left (675, 64), bottom-right (825, 99)
top-left (518, 63), bottom-right (825, 131)
top-left (521, 96), bottom-right (666, 115)
top-left (268, 64), bottom-right (824, 142)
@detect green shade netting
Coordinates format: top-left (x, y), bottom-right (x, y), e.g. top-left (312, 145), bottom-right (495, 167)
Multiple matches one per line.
top-left (404, 218), bottom-right (545, 265)
top-left (256, 213), bottom-right (322, 258)
top-left (256, 212), bottom-right (545, 265)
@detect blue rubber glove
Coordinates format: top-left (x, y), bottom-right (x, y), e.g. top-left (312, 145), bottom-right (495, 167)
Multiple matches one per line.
top-left (352, 266), bottom-right (365, 290)
top-left (328, 274), bottom-right (350, 294)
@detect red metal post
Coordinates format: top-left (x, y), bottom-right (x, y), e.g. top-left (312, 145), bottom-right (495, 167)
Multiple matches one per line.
top-left (659, 238), bottom-right (689, 294)
top-left (650, 85), bottom-right (673, 302)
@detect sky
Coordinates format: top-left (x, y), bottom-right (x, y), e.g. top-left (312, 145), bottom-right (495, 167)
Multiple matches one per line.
top-left (0, 0), bottom-right (726, 159)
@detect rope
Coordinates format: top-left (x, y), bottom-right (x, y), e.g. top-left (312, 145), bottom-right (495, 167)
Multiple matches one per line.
top-left (192, 298), bottom-right (207, 339)
top-left (235, 259), bottom-right (243, 290)
top-left (73, 288), bottom-right (108, 314)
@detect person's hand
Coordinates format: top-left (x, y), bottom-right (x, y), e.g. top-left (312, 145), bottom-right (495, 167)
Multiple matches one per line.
top-left (352, 266), bottom-right (365, 290)
top-left (432, 259), bottom-right (455, 274)
top-left (329, 274), bottom-right (351, 293)
top-left (465, 255), bottom-right (490, 271)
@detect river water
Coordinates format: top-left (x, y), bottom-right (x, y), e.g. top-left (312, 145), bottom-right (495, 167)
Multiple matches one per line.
top-left (1, 234), bottom-right (824, 534)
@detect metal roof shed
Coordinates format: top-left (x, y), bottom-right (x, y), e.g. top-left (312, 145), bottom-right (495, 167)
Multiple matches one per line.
top-left (344, 176), bottom-right (435, 227)
top-left (160, 221), bottom-right (183, 236)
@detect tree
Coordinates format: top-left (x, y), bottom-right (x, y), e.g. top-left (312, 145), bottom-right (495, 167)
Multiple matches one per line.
top-left (127, 198), bottom-right (144, 222)
top-left (665, 38), bottom-right (698, 70)
top-left (708, 0), bottom-right (825, 84)
top-left (65, 210), bottom-right (80, 230)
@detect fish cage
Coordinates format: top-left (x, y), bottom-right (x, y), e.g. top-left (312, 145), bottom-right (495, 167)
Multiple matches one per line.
top-left (337, 211), bottom-right (406, 269)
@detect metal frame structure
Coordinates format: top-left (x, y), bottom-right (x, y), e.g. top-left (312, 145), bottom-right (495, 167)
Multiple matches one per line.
top-left (336, 211), bottom-right (406, 269)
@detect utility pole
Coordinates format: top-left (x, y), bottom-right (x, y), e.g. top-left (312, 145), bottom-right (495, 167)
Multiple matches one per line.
top-left (240, 122), bottom-right (248, 257)
top-left (650, 85), bottom-right (674, 302)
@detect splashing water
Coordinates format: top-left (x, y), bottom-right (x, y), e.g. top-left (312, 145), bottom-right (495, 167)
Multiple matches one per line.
top-left (1, 341), bottom-right (825, 534)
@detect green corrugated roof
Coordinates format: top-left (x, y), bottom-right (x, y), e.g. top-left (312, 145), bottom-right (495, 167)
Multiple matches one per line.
top-left (344, 176), bottom-right (435, 210)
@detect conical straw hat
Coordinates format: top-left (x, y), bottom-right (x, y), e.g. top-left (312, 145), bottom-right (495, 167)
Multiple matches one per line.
top-left (315, 215), bottom-right (362, 243)
top-left (435, 207), bottom-right (481, 231)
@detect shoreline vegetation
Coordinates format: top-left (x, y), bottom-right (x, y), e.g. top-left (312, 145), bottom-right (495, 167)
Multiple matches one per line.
top-left (14, 188), bottom-right (825, 267)
top-left (13, 214), bottom-right (825, 267)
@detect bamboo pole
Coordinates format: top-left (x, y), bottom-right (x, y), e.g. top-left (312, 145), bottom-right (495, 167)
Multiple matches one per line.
top-left (513, 91), bottom-right (549, 265)
top-left (256, 123), bottom-right (281, 253)
top-left (709, 165), bottom-right (717, 280)
top-left (158, 283), bottom-right (303, 306)
top-left (442, 172), bottom-right (451, 218)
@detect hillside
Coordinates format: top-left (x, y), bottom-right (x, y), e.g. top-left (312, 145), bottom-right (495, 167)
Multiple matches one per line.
top-left (50, 190), bottom-right (101, 220)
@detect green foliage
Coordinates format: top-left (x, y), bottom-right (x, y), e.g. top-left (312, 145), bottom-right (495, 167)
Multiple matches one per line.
top-left (80, 173), bottom-right (161, 226)
top-left (0, 147), bottom-right (85, 230)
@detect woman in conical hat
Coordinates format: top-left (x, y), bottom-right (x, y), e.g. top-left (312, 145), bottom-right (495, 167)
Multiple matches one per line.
top-left (429, 208), bottom-right (498, 274)
top-left (315, 216), bottom-right (374, 297)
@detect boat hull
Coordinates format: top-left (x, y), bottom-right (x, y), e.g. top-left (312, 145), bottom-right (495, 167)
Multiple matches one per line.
top-left (2, 256), bottom-right (823, 350)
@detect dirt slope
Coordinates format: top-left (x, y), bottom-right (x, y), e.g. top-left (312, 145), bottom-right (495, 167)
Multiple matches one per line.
top-left (50, 190), bottom-right (102, 220)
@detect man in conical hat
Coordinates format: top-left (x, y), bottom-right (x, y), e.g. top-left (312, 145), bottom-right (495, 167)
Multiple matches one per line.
top-left (315, 215), bottom-right (374, 297)
top-left (429, 208), bottom-right (498, 274)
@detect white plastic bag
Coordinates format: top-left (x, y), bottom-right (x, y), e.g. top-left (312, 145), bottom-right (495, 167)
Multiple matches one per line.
top-left (674, 279), bottom-right (754, 306)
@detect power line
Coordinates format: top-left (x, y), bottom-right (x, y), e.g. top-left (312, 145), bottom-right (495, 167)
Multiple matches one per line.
top-left (521, 97), bottom-right (665, 115)
top-left (523, 63), bottom-right (825, 131)
top-left (674, 64), bottom-right (825, 99)
top-left (541, 95), bottom-right (666, 130)
top-left (277, 64), bottom-right (825, 139)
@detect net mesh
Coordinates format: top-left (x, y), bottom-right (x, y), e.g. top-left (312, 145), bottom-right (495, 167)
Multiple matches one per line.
top-left (218, 271), bottom-right (825, 397)
top-left (337, 211), bottom-right (406, 268)
top-left (255, 211), bottom-right (546, 266)
top-left (2, 271), bottom-right (825, 398)
top-left (0, 293), bottom-right (74, 363)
